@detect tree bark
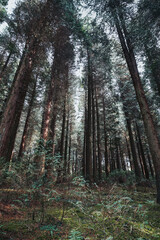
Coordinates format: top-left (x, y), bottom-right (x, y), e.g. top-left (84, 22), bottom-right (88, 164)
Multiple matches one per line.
top-left (82, 90), bottom-right (87, 178)
top-left (0, 38), bottom-right (38, 163)
top-left (113, 9), bottom-right (160, 202)
top-left (86, 47), bottom-right (93, 181)
top-left (116, 141), bottom-right (121, 170)
top-left (56, 96), bottom-right (67, 182)
top-left (102, 97), bottom-right (109, 177)
top-left (92, 86), bottom-right (97, 181)
top-left (67, 121), bottom-right (72, 175)
top-left (119, 143), bottom-right (126, 170)
top-left (110, 139), bottom-right (116, 172)
top-left (126, 118), bottom-right (141, 179)
top-left (63, 108), bottom-right (69, 179)
top-left (135, 131), bottom-right (145, 177)
top-left (75, 149), bottom-right (78, 174)
top-left (147, 152), bottom-right (155, 178)
top-left (18, 79), bottom-right (37, 159)
top-left (125, 136), bottom-right (133, 171)
top-left (0, 51), bottom-right (12, 82)
top-left (144, 45), bottom-right (160, 96)
top-left (96, 89), bottom-right (102, 181)
top-left (136, 123), bottom-right (150, 179)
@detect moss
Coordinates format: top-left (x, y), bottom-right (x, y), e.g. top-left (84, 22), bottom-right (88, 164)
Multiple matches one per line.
top-left (146, 204), bottom-right (160, 228)
top-left (1, 184), bottom-right (160, 240)
top-left (2, 220), bottom-right (29, 233)
top-left (46, 207), bottom-right (62, 219)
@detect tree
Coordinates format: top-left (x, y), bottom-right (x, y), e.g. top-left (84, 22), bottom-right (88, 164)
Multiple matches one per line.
top-left (0, 0), bottom-right (8, 23)
top-left (101, 0), bottom-right (160, 203)
top-left (0, 0), bottom-right (68, 164)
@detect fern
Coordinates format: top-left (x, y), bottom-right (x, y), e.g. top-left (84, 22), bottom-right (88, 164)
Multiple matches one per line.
top-left (68, 229), bottom-right (84, 240)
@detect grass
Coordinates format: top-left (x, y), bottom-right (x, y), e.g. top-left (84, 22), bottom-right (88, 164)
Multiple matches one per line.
top-left (0, 183), bottom-right (160, 240)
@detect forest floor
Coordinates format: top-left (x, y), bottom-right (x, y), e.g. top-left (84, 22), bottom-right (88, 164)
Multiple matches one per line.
top-left (0, 180), bottom-right (160, 240)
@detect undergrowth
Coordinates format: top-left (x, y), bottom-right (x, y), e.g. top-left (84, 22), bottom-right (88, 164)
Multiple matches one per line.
top-left (0, 153), bottom-right (159, 240)
top-left (0, 173), bottom-right (159, 240)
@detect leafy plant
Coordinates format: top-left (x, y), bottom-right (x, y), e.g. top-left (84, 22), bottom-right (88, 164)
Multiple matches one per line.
top-left (40, 224), bottom-right (58, 237)
top-left (68, 229), bottom-right (84, 240)
top-left (72, 176), bottom-right (86, 187)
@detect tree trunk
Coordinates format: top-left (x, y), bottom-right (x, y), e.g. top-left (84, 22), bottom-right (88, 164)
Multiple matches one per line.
top-left (0, 38), bottom-right (38, 163)
top-left (119, 143), bottom-right (126, 170)
top-left (116, 141), bottom-right (121, 170)
top-left (110, 139), bottom-right (115, 172)
top-left (72, 150), bottom-right (75, 175)
top-left (147, 152), bottom-right (155, 178)
top-left (82, 91), bottom-right (87, 178)
top-left (0, 51), bottom-right (12, 82)
top-left (144, 45), bottom-right (160, 96)
top-left (0, 43), bottom-right (28, 125)
top-left (75, 149), bottom-right (78, 174)
top-left (102, 97), bottom-right (109, 177)
top-left (125, 136), bottom-right (133, 171)
top-left (92, 86), bottom-right (97, 181)
top-left (135, 132), bottom-right (145, 177)
top-left (41, 25), bottom-right (71, 176)
top-left (18, 79), bottom-right (37, 159)
top-left (113, 9), bottom-right (160, 202)
top-left (63, 109), bottom-right (69, 179)
top-left (56, 96), bottom-right (67, 182)
top-left (126, 118), bottom-right (141, 179)
top-left (67, 121), bottom-right (72, 175)
top-left (96, 89), bottom-right (102, 181)
top-left (136, 123), bottom-right (150, 179)
top-left (86, 47), bottom-right (93, 181)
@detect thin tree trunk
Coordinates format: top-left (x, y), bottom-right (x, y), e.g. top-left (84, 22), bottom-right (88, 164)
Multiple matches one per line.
top-left (63, 109), bottom-right (69, 179)
top-left (144, 45), bottom-right (160, 96)
top-left (125, 136), bottom-right (133, 171)
top-left (147, 152), bottom-right (155, 178)
top-left (72, 150), bottom-right (75, 175)
top-left (110, 139), bottom-right (115, 172)
top-left (96, 89), bottom-right (102, 181)
top-left (67, 121), bottom-right (72, 175)
top-left (135, 132), bottom-right (145, 177)
top-left (75, 149), bottom-right (78, 174)
top-left (82, 91), bottom-right (87, 178)
top-left (0, 51), bottom-right (12, 82)
top-left (126, 118), bottom-right (141, 179)
top-left (102, 97), bottom-right (109, 177)
top-left (86, 47), bottom-right (93, 181)
top-left (116, 141), bottom-right (121, 170)
top-left (136, 123), bottom-right (150, 179)
top-left (119, 143), bottom-right (126, 170)
top-left (18, 79), bottom-right (37, 159)
top-left (56, 96), bottom-right (67, 182)
top-left (92, 86), bottom-right (97, 181)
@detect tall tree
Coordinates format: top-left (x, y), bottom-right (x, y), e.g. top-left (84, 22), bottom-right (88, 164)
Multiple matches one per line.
top-left (85, 47), bottom-right (93, 181)
top-left (103, 0), bottom-right (160, 203)
top-left (0, 0), bottom-right (52, 163)
top-left (18, 77), bottom-right (37, 159)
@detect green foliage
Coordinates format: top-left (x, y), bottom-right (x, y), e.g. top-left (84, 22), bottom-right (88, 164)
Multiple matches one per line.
top-left (0, 0), bottom-right (8, 23)
top-left (40, 224), bottom-right (58, 237)
top-left (72, 176), bottom-right (86, 187)
top-left (108, 169), bottom-right (136, 185)
top-left (0, 182), bottom-right (160, 239)
top-left (0, 5), bottom-right (7, 22)
top-left (68, 229), bottom-right (84, 240)
top-left (106, 237), bottom-right (113, 240)
top-left (0, 0), bottom-right (8, 6)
